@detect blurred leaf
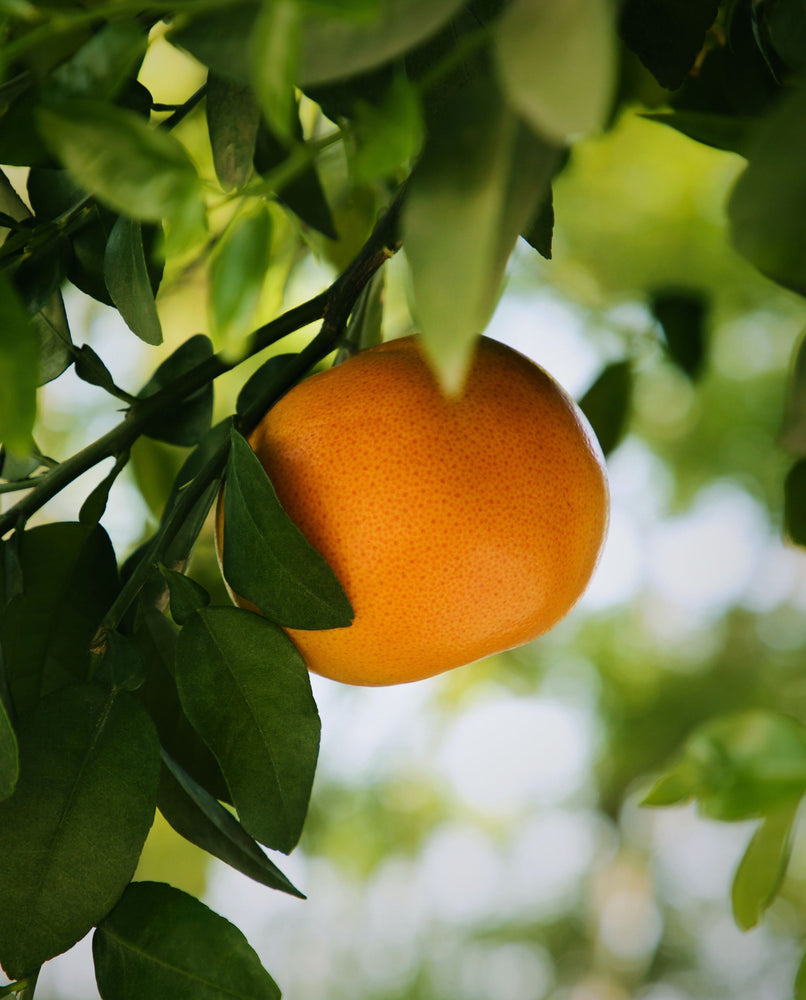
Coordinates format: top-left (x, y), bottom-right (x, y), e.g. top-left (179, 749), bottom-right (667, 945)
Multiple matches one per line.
top-left (731, 799), bottom-right (799, 931)
top-left (158, 752), bottom-right (305, 898)
top-left (0, 684), bottom-right (159, 979)
top-left (642, 760), bottom-right (697, 807)
top-left (222, 429), bottom-right (353, 629)
top-left (784, 458), bottom-right (806, 546)
top-left (159, 566), bottom-right (210, 626)
top-left (495, 0), bottom-right (617, 143)
top-left (174, 606), bottom-right (320, 853)
top-left (137, 335), bottom-right (214, 447)
top-left (209, 204), bottom-right (272, 351)
top-left (764, 0), bottom-right (806, 75)
top-left (579, 360), bottom-right (632, 456)
top-left (521, 186), bottom-right (554, 259)
top-left (351, 73), bottom-right (423, 183)
top-left (619, 0), bottom-right (720, 89)
top-left (299, 0), bottom-right (467, 86)
top-left (93, 881), bottom-right (280, 1000)
top-left (0, 522), bottom-right (119, 715)
top-left (0, 89), bottom-right (50, 167)
top-left (729, 82), bottom-right (806, 296)
top-left (104, 216), bottom-right (163, 346)
top-left (781, 328), bottom-right (806, 455)
top-left (0, 697), bottom-right (18, 802)
top-left (37, 100), bottom-right (204, 226)
top-left (642, 110), bottom-right (757, 156)
top-left (250, 0), bottom-right (301, 141)
top-left (404, 76), bottom-right (557, 391)
top-left (43, 18), bottom-right (147, 102)
top-left (134, 606), bottom-right (230, 804)
top-left (254, 118), bottom-right (337, 238)
top-left (11, 236), bottom-right (71, 315)
top-left (206, 73), bottom-right (260, 191)
top-left (0, 271), bottom-right (37, 454)
top-left (650, 288), bottom-right (707, 379)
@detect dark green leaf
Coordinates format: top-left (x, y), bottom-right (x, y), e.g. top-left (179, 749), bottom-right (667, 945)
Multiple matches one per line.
top-left (404, 76), bottom-right (557, 390)
top-left (43, 19), bottom-right (147, 103)
top-left (337, 267), bottom-right (385, 362)
top-left (175, 606), bottom-right (320, 853)
top-left (351, 73), bottom-right (423, 183)
top-left (223, 428), bottom-right (353, 629)
top-left (0, 522), bottom-right (119, 715)
top-left (0, 90), bottom-right (50, 167)
top-left (642, 110), bottom-right (757, 156)
top-left (250, 0), bottom-right (301, 141)
top-left (236, 353), bottom-right (298, 419)
top-left (729, 82), bottom-right (806, 296)
top-left (104, 216), bottom-right (163, 346)
top-left (618, 0), bottom-right (720, 89)
top-left (74, 344), bottom-right (119, 394)
top-left (781, 328), bottom-right (806, 455)
top-left (495, 0), bottom-right (616, 142)
top-left (169, 3), bottom-right (258, 84)
top-left (785, 459), bottom-right (806, 546)
top-left (159, 752), bottom-right (304, 897)
top-left (134, 606), bottom-right (230, 803)
top-left (159, 566), bottom-right (210, 625)
top-left (32, 292), bottom-right (73, 385)
top-left (0, 697), bottom-right (18, 802)
top-left (0, 271), bottom-right (38, 454)
top-left (209, 205), bottom-right (272, 349)
top-left (579, 360), bottom-right (632, 456)
top-left (93, 630), bottom-right (147, 693)
top-left (93, 881), bottom-right (280, 1000)
top-left (137, 335), bottom-right (214, 447)
top-left (37, 100), bottom-right (204, 225)
top-left (11, 236), bottom-right (71, 316)
top-left (521, 187), bottom-right (554, 259)
top-left (650, 288), bottom-right (707, 379)
top-left (765, 0), bottom-right (806, 75)
top-left (253, 118), bottom-right (337, 238)
top-left (79, 454), bottom-right (128, 526)
top-left (206, 73), bottom-right (260, 191)
top-left (731, 799), bottom-right (799, 931)
top-left (0, 684), bottom-right (159, 979)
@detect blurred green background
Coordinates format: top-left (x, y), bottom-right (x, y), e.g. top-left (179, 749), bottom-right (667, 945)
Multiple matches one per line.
top-left (12, 35), bottom-right (806, 1000)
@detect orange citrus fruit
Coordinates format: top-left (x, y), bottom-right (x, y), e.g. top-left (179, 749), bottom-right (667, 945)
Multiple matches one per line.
top-left (218, 335), bottom-right (608, 686)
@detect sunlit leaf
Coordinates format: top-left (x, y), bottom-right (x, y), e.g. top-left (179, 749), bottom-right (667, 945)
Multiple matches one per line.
top-left (174, 606), bottom-right (320, 853)
top-left (0, 684), bottom-right (159, 979)
top-left (93, 881), bottom-right (280, 1000)
top-left (731, 799), bottom-right (799, 931)
top-left (351, 73), bottom-right (423, 183)
top-left (222, 429), bottom-right (353, 629)
top-left (495, 0), bottom-right (617, 143)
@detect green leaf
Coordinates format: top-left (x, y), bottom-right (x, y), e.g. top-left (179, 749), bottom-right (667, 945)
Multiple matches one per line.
top-left (579, 361), bottom-right (632, 456)
top-left (79, 453), bottom-right (127, 526)
top-left (641, 761), bottom-right (697, 808)
top-left (93, 881), bottom-right (280, 1000)
top-left (174, 606), bottom-right (320, 853)
top-left (0, 522), bottom-right (120, 715)
top-left (495, 0), bottom-right (617, 143)
top-left (0, 271), bottom-right (38, 454)
top-left (43, 18), bottom-right (147, 103)
top-left (337, 267), bottom-right (385, 362)
top-left (729, 83), bottom-right (806, 296)
top-left (158, 752), bottom-right (304, 897)
top-left (0, 684), bottom-right (159, 979)
top-left (209, 205), bottom-right (272, 351)
top-left (784, 459), bottom-right (806, 547)
top-left (642, 110), bottom-right (757, 157)
top-left (521, 187), bottom-right (554, 260)
top-left (731, 799), bottom-right (799, 931)
top-left (236, 353), bottom-right (298, 419)
top-left (134, 606), bottom-right (230, 803)
top-left (299, 0), bottom-right (467, 86)
top-left (104, 216), bottom-right (163, 346)
top-left (222, 428), bottom-right (353, 629)
top-left (250, 0), bottom-right (301, 141)
top-left (32, 293), bottom-right (73, 385)
top-left (650, 288), bottom-right (707, 379)
top-left (159, 566), bottom-right (210, 626)
top-left (94, 631), bottom-right (147, 693)
top-left (36, 100), bottom-right (204, 225)
top-left (206, 73), bottom-right (260, 192)
top-left (404, 77), bottom-right (557, 392)
top-left (766, 0), bottom-right (806, 74)
top-left (253, 118), bottom-right (337, 238)
top-left (137, 335), bottom-right (214, 447)
top-left (351, 73), bottom-right (423, 183)
top-left (0, 697), bottom-right (18, 802)
top-left (74, 344), bottom-right (119, 394)
top-left (619, 0), bottom-right (720, 89)
top-left (782, 329), bottom-right (806, 455)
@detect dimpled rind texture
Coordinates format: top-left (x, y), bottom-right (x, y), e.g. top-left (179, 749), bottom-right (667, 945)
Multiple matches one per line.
top-left (234, 335), bottom-right (609, 686)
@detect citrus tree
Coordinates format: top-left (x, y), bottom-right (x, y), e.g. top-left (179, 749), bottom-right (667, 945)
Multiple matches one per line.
top-left (1, 0), bottom-right (806, 997)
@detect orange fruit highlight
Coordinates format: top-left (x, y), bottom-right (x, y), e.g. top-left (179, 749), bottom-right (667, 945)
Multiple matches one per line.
top-left (219, 335), bottom-right (608, 686)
